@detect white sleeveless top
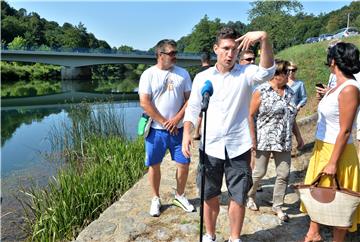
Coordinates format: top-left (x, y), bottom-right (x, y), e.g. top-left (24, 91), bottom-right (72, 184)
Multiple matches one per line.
top-left (316, 79), bottom-right (360, 144)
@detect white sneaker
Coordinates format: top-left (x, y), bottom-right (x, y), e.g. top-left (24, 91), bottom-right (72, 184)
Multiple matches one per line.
top-left (173, 193), bottom-right (195, 212)
top-left (202, 234), bottom-right (216, 242)
top-left (149, 196), bottom-right (161, 217)
top-left (246, 197), bottom-right (258, 211)
top-left (228, 238), bottom-right (242, 242)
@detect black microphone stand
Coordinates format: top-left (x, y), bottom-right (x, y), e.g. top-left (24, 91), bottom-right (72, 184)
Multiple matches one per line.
top-left (199, 102), bottom-right (208, 242)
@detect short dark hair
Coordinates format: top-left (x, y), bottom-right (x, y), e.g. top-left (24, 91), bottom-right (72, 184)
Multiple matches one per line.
top-left (239, 50), bottom-right (255, 60)
top-left (216, 27), bottom-right (240, 44)
top-left (327, 42), bottom-right (360, 76)
top-left (274, 59), bottom-right (290, 76)
top-left (201, 52), bottom-right (211, 63)
top-left (155, 39), bottom-right (177, 58)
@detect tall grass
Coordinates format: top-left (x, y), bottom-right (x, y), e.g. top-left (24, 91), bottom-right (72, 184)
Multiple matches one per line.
top-left (19, 102), bottom-right (146, 241)
top-left (49, 102), bottom-right (125, 162)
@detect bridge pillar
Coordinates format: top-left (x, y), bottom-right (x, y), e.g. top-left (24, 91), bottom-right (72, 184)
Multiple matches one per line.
top-left (61, 66), bottom-right (91, 80)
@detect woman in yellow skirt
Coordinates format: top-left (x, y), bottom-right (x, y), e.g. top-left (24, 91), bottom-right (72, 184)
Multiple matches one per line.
top-left (300, 42), bottom-right (360, 242)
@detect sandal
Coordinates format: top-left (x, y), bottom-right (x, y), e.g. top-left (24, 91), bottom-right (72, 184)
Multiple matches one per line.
top-left (246, 198), bottom-right (259, 211)
top-left (298, 234), bottom-right (323, 242)
top-left (272, 206), bottom-right (289, 222)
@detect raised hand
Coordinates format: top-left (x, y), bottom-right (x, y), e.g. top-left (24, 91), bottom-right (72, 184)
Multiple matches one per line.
top-left (236, 31), bottom-right (268, 51)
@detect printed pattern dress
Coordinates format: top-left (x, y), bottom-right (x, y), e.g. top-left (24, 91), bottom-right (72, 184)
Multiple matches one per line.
top-left (255, 82), bottom-right (297, 152)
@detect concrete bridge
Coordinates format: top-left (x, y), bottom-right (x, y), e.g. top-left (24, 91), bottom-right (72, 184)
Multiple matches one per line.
top-left (1, 49), bottom-right (205, 68)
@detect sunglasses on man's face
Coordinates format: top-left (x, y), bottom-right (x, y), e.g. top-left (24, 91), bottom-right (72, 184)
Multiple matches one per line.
top-left (161, 51), bottom-right (178, 57)
top-left (243, 57), bottom-right (255, 62)
top-left (288, 68), bottom-right (297, 73)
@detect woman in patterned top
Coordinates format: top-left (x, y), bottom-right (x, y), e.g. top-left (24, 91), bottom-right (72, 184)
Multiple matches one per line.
top-left (246, 59), bottom-right (304, 222)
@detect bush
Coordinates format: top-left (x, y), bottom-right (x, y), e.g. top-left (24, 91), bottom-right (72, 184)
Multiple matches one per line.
top-left (1, 61), bottom-right (61, 82)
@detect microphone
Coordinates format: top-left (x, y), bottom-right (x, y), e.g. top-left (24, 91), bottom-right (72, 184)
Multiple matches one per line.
top-left (201, 80), bottom-right (213, 111)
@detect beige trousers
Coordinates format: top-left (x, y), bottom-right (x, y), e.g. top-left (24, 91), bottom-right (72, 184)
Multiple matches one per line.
top-left (248, 150), bottom-right (291, 208)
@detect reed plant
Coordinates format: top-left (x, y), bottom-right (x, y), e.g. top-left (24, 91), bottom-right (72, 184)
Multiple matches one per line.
top-left (48, 101), bottom-right (125, 162)
top-left (19, 102), bottom-right (146, 241)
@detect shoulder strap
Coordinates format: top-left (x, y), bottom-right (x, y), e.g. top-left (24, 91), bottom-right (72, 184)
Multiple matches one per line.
top-left (337, 79), bottom-right (360, 94)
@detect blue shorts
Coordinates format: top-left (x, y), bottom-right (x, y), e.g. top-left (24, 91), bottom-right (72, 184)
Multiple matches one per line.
top-left (145, 127), bottom-right (190, 167)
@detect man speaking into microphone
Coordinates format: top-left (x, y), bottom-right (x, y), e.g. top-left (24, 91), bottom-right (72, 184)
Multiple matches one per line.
top-left (182, 27), bottom-right (275, 242)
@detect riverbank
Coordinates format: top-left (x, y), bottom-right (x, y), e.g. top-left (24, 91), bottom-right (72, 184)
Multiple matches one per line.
top-left (74, 115), bottom-right (360, 242)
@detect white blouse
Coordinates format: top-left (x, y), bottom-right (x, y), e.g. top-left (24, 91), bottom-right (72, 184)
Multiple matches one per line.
top-left (316, 79), bottom-right (360, 144)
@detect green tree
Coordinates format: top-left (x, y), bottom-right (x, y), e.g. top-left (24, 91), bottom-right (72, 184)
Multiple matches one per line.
top-left (76, 22), bottom-right (90, 48)
top-left (326, 14), bottom-right (343, 33)
top-left (88, 33), bottom-right (100, 49)
top-left (248, 0), bottom-right (303, 52)
top-left (98, 40), bottom-right (111, 49)
top-left (292, 14), bottom-right (323, 44)
top-left (224, 21), bottom-right (247, 35)
top-left (118, 45), bottom-right (134, 52)
top-left (323, 2), bottom-right (360, 33)
top-left (24, 12), bottom-right (45, 47)
top-left (348, 2), bottom-right (360, 27)
top-left (1, 15), bottom-right (27, 44)
top-left (183, 15), bottom-right (223, 53)
top-left (38, 44), bottom-right (51, 51)
top-left (8, 36), bottom-right (27, 50)
top-left (16, 7), bottom-right (27, 17)
top-left (60, 22), bottom-right (85, 48)
top-left (1, 1), bottom-right (16, 18)
top-left (354, 15), bottom-right (360, 29)
top-left (43, 21), bottom-right (62, 48)
top-left (248, 0), bottom-right (302, 20)
top-left (176, 35), bottom-right (191, 52)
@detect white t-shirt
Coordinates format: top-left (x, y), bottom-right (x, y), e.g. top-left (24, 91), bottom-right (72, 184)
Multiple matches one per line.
top-left (138, 65), bottom-right (192, 129)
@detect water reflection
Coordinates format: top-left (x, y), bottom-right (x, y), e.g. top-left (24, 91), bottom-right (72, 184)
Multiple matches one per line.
top-left (1, 107), bottom-right (63, 146)
top-left (1, 78), bottom-right (137, 98)
top-left (1, 101), bottom-right (142, 177)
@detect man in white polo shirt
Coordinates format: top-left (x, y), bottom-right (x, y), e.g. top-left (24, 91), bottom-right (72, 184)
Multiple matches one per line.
top-left (138, 39), bottom-right (194, 217)
top-left (182, 27), bottom-right (275, 242)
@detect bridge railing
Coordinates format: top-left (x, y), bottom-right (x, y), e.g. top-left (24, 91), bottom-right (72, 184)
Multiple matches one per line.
top-left (1, 46), bottom-right (205, 58)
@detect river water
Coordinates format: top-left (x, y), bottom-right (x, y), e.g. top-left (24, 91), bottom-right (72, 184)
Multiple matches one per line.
top-left (1, 101), bottom-right (142, 241)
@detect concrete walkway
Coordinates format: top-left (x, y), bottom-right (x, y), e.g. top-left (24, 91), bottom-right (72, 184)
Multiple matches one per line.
top-left (75, 116), bottom-right (360, 242)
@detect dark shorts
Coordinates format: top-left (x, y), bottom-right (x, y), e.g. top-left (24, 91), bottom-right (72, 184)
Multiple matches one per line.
top-left (145, 127), bottom-right (190, 167)
top-left (197, 149), bottom-right (252, 205)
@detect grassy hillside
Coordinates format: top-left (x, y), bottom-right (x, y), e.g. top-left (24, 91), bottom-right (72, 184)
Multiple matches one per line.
top-left (276, 36), bottom-right (360, 117)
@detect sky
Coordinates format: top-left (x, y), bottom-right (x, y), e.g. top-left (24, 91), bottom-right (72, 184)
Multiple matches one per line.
top-left (7, 0), bottom-right (354, 51)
